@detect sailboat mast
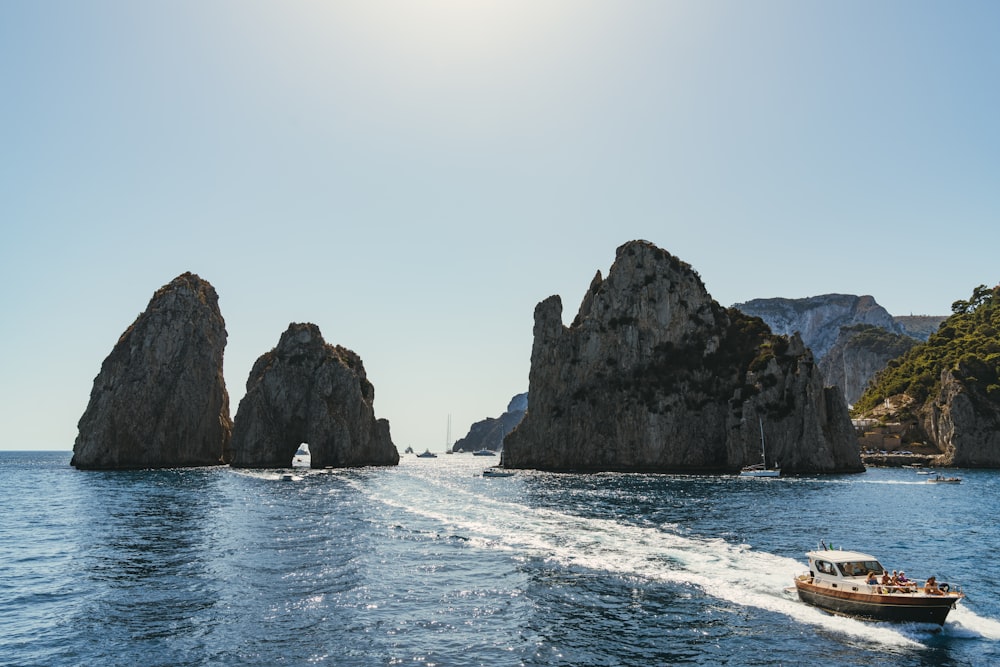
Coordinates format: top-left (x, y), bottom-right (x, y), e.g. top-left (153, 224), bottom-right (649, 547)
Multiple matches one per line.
top-left (446, 414), bottom-right (452, 450)
top-left (759, 416), bottom-right (766, 466)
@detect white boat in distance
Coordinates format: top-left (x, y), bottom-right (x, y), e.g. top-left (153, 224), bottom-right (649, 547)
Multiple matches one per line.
top-left (926, 474), bottom-right (962, 483)
top-left (740, 417), bottom-right (780, 477)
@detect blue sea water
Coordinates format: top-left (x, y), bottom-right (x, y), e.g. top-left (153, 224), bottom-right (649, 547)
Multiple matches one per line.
top-left (2, 451), bottom-right (999, 667)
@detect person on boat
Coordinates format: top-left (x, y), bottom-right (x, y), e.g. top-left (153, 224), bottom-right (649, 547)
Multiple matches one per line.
top-left (924, 576), bottom-right (944, 595)
top-left (880, 571), bottom-right (892, 586)
top-left (866, 571), bottom-right (879, 585)
top-left (899, 571), bottom-right (919, 592)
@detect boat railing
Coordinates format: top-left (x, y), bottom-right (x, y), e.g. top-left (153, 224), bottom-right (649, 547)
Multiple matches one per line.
top-left (866, 582), bottom-right (962, 596)
top-left (867, 584), bottom-right (918, 595)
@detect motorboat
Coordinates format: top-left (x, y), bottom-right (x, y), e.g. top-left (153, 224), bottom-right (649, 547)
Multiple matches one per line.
top-left (926, 474), bottom-right (962, 483)
top-left (294, 443), bottom-right (311, 467)
top-left (794, 548), bottom-right (963, 625)
top-left (416, 450), bottom-right (438, 458)
top-left (472, 449), bottom-right (496, 456)
top-left (482, 467), bottom-right (514, 478)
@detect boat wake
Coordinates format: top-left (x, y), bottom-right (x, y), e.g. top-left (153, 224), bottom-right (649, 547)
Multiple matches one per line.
top-left (350, 468), bottom-right (998, 649)
top-left (945, 607), bottom-right (1000, 640)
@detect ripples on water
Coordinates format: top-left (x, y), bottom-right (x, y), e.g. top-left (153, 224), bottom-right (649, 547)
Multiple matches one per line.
top-left (1, 451), bottom-right (999, 666)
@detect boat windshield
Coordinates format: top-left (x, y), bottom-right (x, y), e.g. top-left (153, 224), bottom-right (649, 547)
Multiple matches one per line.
top-left (837, 560), bottom-right (884, 577)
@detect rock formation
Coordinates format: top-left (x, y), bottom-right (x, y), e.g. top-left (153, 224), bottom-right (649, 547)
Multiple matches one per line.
top-left (452, 393), bottom-right (527, 453)
top-left (893, 315), bottom-right (947, 341)
top-left (502, 241), bottom-right (863, 474)
top-left (818, 324), bottom-right (917, 405)
top-left (923, 368), bottom-right (1000, 466)
top-left (71, 272), bottom-right (232, 469)
top-left (229, 323), bottom-right (398, 468)
top-left (733, 294), bottom-right (904, 361)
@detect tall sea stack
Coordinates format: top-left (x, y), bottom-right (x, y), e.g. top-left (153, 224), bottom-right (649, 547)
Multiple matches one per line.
top-left (502, 240), bottom-right (863, 474)
top-left (229, 323), bottom-right (399, 468)
top-left (71, 272), bottom-right (232, 469)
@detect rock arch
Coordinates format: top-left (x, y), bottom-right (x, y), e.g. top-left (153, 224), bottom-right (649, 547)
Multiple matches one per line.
top-left (229, 323), bottom-right (398, 468)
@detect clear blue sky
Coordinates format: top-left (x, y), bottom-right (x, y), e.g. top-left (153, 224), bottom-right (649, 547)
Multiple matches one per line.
top-left (2, 1), bottom-right (998, 452)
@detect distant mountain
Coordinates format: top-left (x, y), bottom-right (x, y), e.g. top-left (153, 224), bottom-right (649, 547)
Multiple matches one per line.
top-left (733, 294), bottom-right (949, 405)
top-left (451, 393), bottom-right (527, 453)
top-left (732, 294), bottom-right (904, 361)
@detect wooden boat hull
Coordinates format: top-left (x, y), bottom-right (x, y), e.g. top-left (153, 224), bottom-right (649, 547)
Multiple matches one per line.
top-left (795, 576), bottom-right (961, 625)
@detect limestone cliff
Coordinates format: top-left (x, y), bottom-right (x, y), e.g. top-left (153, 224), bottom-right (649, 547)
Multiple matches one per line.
top-left (733, 294), bottom-right (904, 360)
top-left (923, 369), bottom-right (1000, 466)
top-left (452, 393), bottom-right (527, 453)
top-left (819, 324), bottom-right (917, 405)
top-left (71, 272), bottom-right (232, 469)
top-left (894, 315), bottom-right (947, 341)
top-left (502, 241), bottom-right (863, 474)
top-left (229, 323), bottom-right (398, 468)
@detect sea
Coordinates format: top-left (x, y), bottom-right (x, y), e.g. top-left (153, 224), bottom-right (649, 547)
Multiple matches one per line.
top-left (2, 451), bottom-right (999, 667)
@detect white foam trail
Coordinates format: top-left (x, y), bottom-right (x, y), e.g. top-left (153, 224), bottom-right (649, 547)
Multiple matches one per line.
top-left (352, 470), bottom-right (933, 647)
top-left (945, 606), bottom-right (1000, 639)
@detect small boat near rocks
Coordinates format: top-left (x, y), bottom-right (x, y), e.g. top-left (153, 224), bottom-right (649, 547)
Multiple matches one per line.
top-left (740, 417), bottom-right (779, 477)
top-left (794, 548), bottom-right (964, 625)
top-left (416, 449), bottom-right (438, 458)
top-left (926, 474), bottom-right (962, 484)
top-left (482, 467), bottom-right (514, 478)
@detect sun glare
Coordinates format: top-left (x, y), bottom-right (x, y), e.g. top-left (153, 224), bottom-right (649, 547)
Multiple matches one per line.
top-left (338, 0), bottom-right (581, 74)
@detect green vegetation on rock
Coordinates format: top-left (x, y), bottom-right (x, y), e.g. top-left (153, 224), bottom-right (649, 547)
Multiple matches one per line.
top-left (854, 285), bottom-right (1000, 414)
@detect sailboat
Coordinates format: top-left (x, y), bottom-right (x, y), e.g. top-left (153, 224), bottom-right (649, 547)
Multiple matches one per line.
top-left (444, 414), bottom-right (453, 454)
top-left (740, 417), bottom-right (780, 477)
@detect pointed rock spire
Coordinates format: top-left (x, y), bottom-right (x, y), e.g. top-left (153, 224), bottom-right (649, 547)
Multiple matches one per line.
top-left (72, 272), bottom-right (232, 469)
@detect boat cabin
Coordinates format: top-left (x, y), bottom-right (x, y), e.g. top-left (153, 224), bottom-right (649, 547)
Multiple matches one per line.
top-left (807, 550), bottom-right (885, 584)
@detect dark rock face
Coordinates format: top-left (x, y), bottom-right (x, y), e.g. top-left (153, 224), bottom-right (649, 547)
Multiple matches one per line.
top-left (71, 273), bottom-right (232, 469)
top-left (229, 323), bottom-right (398, 468)
top-left (502, 241), bottom-right (863, 474)
top-left (452, 393), bottom-right (527, 453)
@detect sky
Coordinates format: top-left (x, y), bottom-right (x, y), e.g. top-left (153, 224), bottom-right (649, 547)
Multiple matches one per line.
top-left (2, 1), bottom-right (998, 452)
